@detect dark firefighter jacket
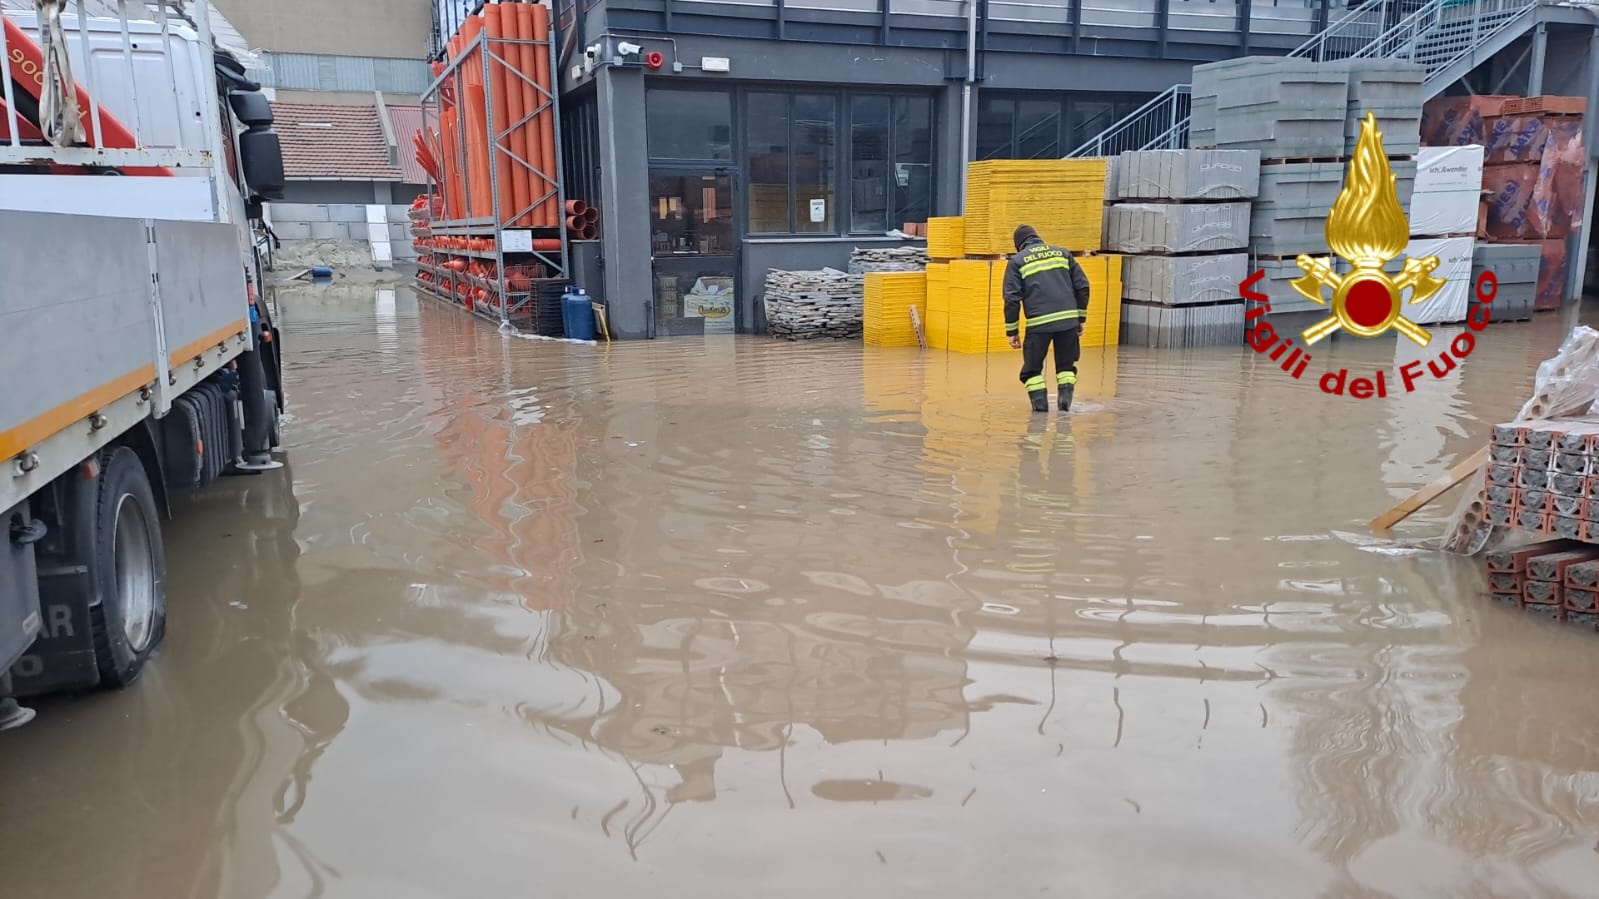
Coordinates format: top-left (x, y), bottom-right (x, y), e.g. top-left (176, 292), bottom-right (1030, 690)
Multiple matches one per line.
top-left (1002, 236), bottom-right (1091, 335)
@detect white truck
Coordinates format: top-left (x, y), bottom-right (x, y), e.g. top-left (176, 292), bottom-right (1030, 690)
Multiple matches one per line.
top-left (0, 1), bottom-right (285, 727)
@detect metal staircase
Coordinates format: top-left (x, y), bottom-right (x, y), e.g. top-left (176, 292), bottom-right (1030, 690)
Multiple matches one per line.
top-left (1065, 0), bottom-right (1547, 157)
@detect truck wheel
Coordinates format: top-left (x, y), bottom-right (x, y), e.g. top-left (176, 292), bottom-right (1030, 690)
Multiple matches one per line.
top-left (267, 389), bottom-right (281, 449)
top-left (89, 447), bottom-right (167, 687)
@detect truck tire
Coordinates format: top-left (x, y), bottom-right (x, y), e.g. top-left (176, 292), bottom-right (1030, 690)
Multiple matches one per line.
top-left (88, 447), bottom-right (167, 687)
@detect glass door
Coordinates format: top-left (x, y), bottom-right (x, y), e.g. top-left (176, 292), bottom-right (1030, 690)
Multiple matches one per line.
top-left (649, 167), bottom-right (737, 337)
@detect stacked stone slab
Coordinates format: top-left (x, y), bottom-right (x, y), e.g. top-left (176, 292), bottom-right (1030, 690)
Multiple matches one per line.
top-left (1192, 58), bottom-right (1425, 333)
top-left (1473, 242), bottom-right (1539, 321)
top-left (1104, 149), bottom-right (1259, 348)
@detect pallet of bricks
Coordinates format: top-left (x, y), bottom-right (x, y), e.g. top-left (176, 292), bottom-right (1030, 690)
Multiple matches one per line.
top-left (1193, 58), bottom-right (1423, 337)
top-left (905, 160), bottom-right (1120, 353)
top-left (1104, 149), bottom-right (1259, 348)
top-left (1482, 417), bottom-right (1599, 632)
top-left (1421, 93), bottom-right (1586, 314)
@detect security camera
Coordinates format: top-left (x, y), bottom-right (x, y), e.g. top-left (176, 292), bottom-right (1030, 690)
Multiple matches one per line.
top-left (616, 41), bottom-right (642, 57)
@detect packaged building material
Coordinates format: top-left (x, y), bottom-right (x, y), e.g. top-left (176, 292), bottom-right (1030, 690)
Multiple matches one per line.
top-left (1421, 95), bottom-right (1513, 146)
top-left (1472, 242), bottom-right (1540, 321)
top-left (863, 271), bottom-right (927, 347)
top-left (925, 263), bottom-right (950, 349)
top-left (1534, 237), bottom-right (1571, 310)
top-left (946, 260), bottom-right (1005, 355)
top-left (1250, 162), bottom-right (1345, 256)
top-left (1121, 253), bottom-right (1248, 305)
top-left (926, 217), bottom-right (965, 260)
top-left (1252, 258), bottom-right (1325, 316)
top-left (963, 159), bottom-right (1107, 255)
top-left (1192, 56), bottom-right (1349, 158)
top-left (850, 245), bottom-right (929, 273)
top-left (1410, 145), bottom-right (1485, 236)
top-left (1399, 236), bottom-right (1475, 325)
top-left (1112, 150), bottom-right (1262, 200)
top-left (1334, 60), bottom-right (1425, 157)
top-left (1483, 127), bottom-right (1586, 241)
top-left (1078, 254), bottom-right (1123, 349)
top-left (1104, 202), bottom-right (1250, 254)
top-left (1121, 299), bottom-right (1244, 349)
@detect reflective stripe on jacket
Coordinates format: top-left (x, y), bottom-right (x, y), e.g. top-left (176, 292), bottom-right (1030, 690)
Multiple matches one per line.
top-left (1002, 237), bottom-right (1091, 335)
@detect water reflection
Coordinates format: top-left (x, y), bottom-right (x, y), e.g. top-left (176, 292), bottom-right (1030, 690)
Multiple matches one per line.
top-left (3, 286), bottom-right (1598, 897)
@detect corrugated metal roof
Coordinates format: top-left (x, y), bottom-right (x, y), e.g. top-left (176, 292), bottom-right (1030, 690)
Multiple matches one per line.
top-left (387, 104), bottom-right (428, 185)
top-left (270, 101), bottom-right (403, 181)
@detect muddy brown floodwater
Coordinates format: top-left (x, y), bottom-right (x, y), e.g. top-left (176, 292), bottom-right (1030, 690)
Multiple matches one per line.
top-left (4, 284), bottom-right (1599, 898)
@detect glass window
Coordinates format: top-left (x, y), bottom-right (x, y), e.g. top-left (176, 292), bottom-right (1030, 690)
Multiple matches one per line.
top-left (977, 96), bottom-right (1015, 161)
top-left (850, 96), bottom-right (891, 233)
top-left (1067, 99), bottom-right (1115, 152)
top-left (891, 96), bottom-right (932, 227)
top-left (647, 89), bottom-right (733, 161)
top-left (792, 93), bottom-right (837, 234)
top-left (746, 92), bottom-right (791, 234)
top-left (1017, 99), bottom-right (1061, 159)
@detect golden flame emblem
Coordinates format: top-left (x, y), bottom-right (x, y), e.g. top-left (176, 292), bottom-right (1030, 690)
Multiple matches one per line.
top-left (1291, 113), bottom-right (1445, 347)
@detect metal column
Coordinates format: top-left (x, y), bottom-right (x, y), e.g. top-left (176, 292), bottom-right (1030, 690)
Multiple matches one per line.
top-left (1569, 26), bottom-right (1599, 302)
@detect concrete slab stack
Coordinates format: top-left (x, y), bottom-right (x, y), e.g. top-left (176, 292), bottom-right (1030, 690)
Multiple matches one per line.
top-left (1473, 242), bottom-right (1540, 321)
top-left (1104, 149), bottom-right (1258, 348)
top-left (1192, 58), bottom-right (1424, 335)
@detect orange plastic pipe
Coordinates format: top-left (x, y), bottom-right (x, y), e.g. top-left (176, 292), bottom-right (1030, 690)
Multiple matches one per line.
top-left (483, 5), bottom-right (515, 227)
top-left (564, 198), bottom-right (587, 216)
top-left (514, 2), bottom-right (542, 227)
top-left (500, 5), bottom-right (532, 229)
top-left (532, 4), bottom-right (557, 227)
top-left (462, 15), bottom-right (491, 219)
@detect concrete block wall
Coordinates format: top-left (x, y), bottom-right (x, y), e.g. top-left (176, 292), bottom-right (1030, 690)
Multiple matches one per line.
top-left (267, 203), bottom-right (417, 260)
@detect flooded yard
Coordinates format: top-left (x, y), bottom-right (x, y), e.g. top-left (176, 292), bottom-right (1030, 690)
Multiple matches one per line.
top-left (3, 284), bottom-right (1597, 898)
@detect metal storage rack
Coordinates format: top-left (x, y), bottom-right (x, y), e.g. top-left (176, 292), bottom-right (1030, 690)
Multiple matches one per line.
top-left (414, 2), bottom-right (570, 334)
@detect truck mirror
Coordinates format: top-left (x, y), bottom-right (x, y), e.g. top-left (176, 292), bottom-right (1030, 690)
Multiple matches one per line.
top-left (229, 92), bottom-right (274, 129)
top-left (238, 129), bottom-right (285, 200)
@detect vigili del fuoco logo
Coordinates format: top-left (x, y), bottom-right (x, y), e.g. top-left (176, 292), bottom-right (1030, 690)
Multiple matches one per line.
top-left (1239, 112), bottom-right (1499, 398)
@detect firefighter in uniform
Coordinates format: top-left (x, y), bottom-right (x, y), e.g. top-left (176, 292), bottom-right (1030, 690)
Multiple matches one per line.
top-left (1003, 224), bottom-right (1091, 413)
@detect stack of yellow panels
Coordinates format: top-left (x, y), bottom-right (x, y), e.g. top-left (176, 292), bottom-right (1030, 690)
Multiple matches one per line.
top-left (984, 262), bottom-right (1017, 353)
top-left (863, 271), bottom-right (927, 347)
top-left (963, 159), bottom-right (1108, 256)
top-left (1076, 254), bottom-right (1123, 348)
top-left (925, 263), bottom-right (950, 350)
top-left (926, 217), bottom-right (966, 260)
top-left (946, 260), bottom-right (998, 355)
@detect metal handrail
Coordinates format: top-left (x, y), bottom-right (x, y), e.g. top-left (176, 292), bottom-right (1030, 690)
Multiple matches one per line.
top-left (1064, 0), bottom-right (1547, 157)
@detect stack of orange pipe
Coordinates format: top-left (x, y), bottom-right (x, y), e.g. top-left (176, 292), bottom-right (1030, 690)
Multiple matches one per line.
top-left (564, 199), bottom-right (599, 240)
top-left (432, 2), bottom-right (561, 230)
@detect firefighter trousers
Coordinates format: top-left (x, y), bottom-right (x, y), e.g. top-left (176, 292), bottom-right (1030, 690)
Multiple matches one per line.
top-left (1019, 329), bottom-right (1080, 395)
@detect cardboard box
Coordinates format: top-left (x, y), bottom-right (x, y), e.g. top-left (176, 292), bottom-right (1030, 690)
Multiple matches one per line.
top-left (1535, 237), bottom-right (1571, 310)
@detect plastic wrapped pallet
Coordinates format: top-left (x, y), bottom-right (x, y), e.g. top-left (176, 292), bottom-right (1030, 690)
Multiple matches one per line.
top-left (1421, 95), bottom-right (1513, 147)
top-left (1411, 145), bottom-right (1484, 236)
top-left (1104, 202), bottom-right (1250, 254)
top-left (1113, 150), bottom-right (1262, 200)
top-left (1483, 130), bottom-right (1585, 241)
top-left (1401, 236), bottom-right (1475, 325)
top-left (1120, 300), bottom-right (1244, 348)
top-left (1121, 254), bottom-right (1248, 305)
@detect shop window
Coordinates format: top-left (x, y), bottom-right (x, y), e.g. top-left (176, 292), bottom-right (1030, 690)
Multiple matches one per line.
top-left (647, 89), bottom-right (733, 161)
top-left (890, 96), bottom-right (932, 228)
top-left (850, 96), bottom-right (891, 232)
top-left (746, 92), bottom-right (837, 234)
top-left (793, 94), bottom-right (837, 234)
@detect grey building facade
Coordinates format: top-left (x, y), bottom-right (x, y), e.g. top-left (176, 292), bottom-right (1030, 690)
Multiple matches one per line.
top-left (537, 0), bottom-right (1354, 340)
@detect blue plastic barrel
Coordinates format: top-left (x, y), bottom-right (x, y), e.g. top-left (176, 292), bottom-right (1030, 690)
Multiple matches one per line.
top-left (562, 287), bottom-right (596, 341)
